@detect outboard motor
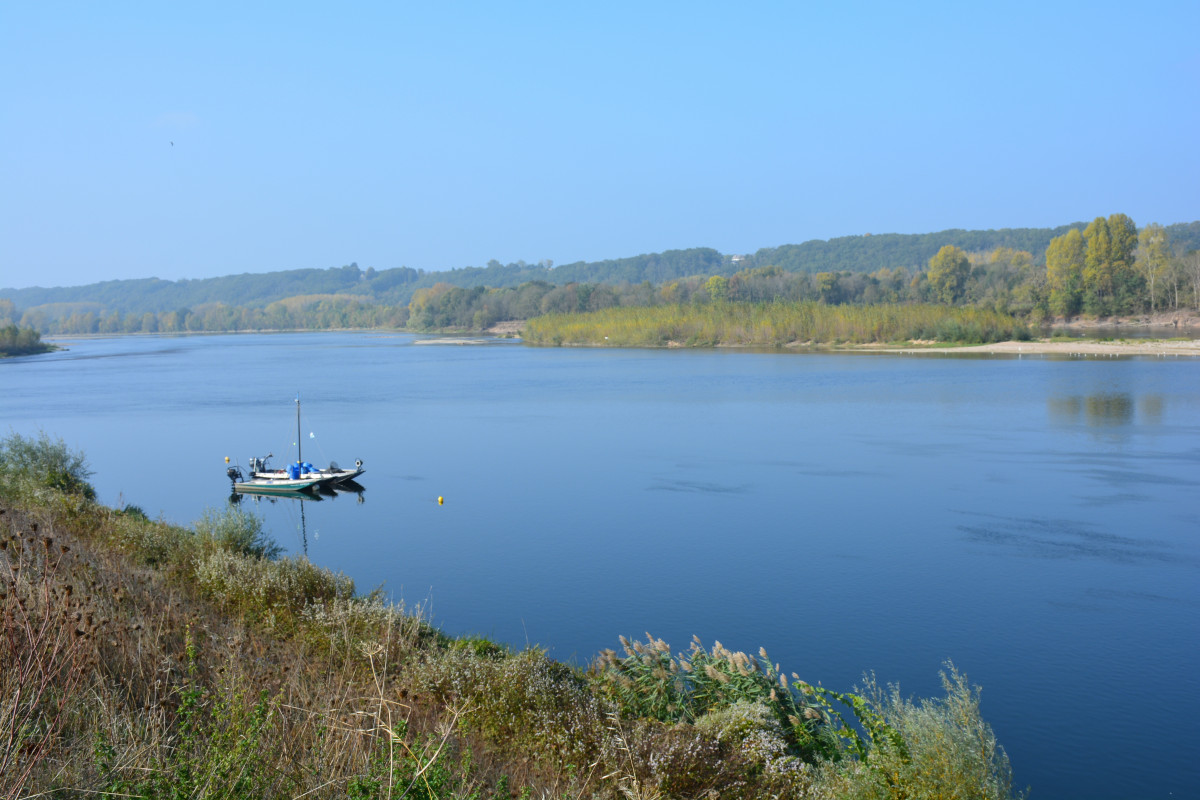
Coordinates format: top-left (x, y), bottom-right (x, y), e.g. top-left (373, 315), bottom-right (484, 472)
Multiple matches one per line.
top-left (226, 466), bottom-right (243, 483)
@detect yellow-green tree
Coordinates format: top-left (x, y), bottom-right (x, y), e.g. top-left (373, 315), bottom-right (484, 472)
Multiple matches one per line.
top-left (1083, 214), bottom-right (1140, 314)
top-left (1136, 223), bottom-right (1171, 313)
top-left (926, 245), bottom-right (970, 304)
top-left (705, 275), bottom-right (729, 303)
top-left (1046, 229), bottom-right (1086, 317)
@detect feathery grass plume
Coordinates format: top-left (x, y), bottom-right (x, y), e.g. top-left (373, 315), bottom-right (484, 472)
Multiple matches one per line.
top-left (597, 633), bottom-right (841, 763)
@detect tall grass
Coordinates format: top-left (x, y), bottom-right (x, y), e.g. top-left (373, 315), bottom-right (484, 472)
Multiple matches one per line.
top-left (524, 301), bottom-right (1032, 347)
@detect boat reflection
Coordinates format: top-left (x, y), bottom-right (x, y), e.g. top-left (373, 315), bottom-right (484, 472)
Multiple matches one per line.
top-left (228, 481), bottom-right (364, 556)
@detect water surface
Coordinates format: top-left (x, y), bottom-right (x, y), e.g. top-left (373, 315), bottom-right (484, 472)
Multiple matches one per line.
top-left (3, 332), bottom-right (1198, 800)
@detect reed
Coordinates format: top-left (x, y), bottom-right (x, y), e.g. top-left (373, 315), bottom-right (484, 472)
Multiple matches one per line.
top-left (524, 302), bottom-right (1032, 347)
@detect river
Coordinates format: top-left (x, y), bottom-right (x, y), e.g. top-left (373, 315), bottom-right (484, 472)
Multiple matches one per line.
top-left (3, 332), bottom-right (1198, 799)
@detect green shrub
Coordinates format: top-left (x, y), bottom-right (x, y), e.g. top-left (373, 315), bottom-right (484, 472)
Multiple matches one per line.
top-left (809, 663), bottom-right (1024, 800)
top-left (0, 431), bottom-right (95, 500)
top-left (415, 647), bottom-right (605, 769)
top-left (194, 506), bottom-right (282, 560)
top-left (192, 550), bottom-right (355, 622)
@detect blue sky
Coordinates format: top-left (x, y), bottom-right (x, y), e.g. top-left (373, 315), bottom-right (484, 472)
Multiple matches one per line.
top-left (2, 1), bottom-right (1198, 289)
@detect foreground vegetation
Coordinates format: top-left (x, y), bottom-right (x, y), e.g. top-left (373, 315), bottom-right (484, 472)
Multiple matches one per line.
top-left (1, 432), bottom-right (1023, 798)
top-left (524, 302), bottom-right (1032, 348)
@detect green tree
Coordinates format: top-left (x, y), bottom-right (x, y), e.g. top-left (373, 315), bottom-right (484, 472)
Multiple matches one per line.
top-left (1136, 223), bottom-right (1171, 313)
top-left (815, 272), bottom-right (840, 304)
top-left (1045, 229), bottom-right (1086, 317)
top-left (1083, 214), bottom-right (1140, 314)
top-left (705, 275), bottom-right (729, 303)
top-left (927, 245), bottom-right (970, 304)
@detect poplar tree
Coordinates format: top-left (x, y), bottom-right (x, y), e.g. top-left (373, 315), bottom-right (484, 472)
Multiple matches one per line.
top-left (1046, 228), bottom-right (1085, 316)
top-left (1136, 223), bottom-right (1171, 313)
top-left (1083, 214), bottom-right (1139, 314)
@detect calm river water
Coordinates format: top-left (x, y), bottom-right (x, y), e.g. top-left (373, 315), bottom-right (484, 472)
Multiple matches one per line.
top-left (3, 332), bottom-right (1198, 799)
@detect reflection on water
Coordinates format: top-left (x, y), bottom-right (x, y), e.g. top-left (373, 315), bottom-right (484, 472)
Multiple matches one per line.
top-left (1140, 394), bottom-right (1164, 424)
top-left (229, 482), bottom-right (365, 555)
top-left (1047, 393), bottom-right (1166, 427)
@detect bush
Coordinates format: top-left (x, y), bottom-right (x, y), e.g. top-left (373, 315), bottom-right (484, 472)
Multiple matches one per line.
top-left (0, 431), bottom-right (95, 500)
top-left (415, 647), bottom-right (605, 769)
top-left (810, 663), bottom-right (1024, 800)
top-left (192, 550), bottom-right (355, 622)
top-left (194, 506), bottom-right (281, 560)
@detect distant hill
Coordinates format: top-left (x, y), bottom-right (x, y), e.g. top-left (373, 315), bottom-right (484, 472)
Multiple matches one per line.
top-left (4, 222), bottom-right (1197, 320)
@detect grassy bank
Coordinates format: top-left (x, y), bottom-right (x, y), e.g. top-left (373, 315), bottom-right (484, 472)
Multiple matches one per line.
top-left (523, 302), bottom-right (1032, 348)
top-left (2, 432), bottom-right (1023, 799)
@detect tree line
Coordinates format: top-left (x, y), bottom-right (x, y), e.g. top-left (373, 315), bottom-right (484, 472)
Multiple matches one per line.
top-left (6, 295), bottom-right (408, 335)
top-left (6, 219), bottom-right (1196, 327)
top-left (5, 214), bottom-right (1199, 337)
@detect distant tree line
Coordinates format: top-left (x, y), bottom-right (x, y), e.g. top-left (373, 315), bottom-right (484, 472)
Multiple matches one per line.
top-left (18, 295), bottom-right (408, 335)
top-left (5, 220), bottom-right (1197, 326)
top-left (4, 216), bottom-right (1199, 336)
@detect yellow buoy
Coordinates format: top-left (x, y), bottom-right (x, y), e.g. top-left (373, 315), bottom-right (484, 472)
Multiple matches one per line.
top-left (438, 496), bottom-right (444, 505)
top-left (224, 456), bottom-right (230, 463)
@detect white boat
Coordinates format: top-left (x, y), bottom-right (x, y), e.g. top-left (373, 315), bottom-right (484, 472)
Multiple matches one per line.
top-left (224, 394), bottom-right (364, 493)
top-left (247, 454), bottom-right (364, 485)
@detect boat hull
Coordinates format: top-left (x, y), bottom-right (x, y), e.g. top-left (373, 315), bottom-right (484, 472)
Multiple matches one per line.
top-left (233, 476), bottom-right (323, 494)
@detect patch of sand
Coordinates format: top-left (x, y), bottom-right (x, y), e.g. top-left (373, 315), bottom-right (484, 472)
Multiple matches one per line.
top-left (881, 339), bottom-right (1200, 356)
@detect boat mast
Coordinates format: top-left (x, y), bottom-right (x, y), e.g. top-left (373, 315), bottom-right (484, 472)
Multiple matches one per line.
top-left (296, 393), bottom-right (302, 466)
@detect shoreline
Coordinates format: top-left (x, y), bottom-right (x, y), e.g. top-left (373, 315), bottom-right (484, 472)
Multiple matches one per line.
top-left (39, 325), bottom-right (1200, 357)
top-left (867, 338), bottom-right (1200, 356)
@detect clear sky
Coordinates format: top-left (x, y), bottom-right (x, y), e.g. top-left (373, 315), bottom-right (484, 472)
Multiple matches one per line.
top-left (2, 1), bottom-right (1198, 289)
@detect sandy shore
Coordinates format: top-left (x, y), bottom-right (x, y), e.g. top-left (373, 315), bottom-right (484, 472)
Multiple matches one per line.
top-left (878, 338), bottom-right (1200, 356)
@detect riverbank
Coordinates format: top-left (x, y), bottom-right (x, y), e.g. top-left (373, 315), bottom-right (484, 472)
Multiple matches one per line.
top-left (1051, 310), bottom-right (1200, 331)
top-left (861, 337), bottom-right (1200, 357)
top-left (1, 432), bottom-right (1022, 799)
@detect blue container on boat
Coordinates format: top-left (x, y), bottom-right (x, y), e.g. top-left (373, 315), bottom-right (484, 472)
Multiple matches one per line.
top-left (287, 463), bottom-right (300, 480)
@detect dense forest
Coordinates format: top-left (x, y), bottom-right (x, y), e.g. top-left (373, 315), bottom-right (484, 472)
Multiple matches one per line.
top-left (4, 217), bottom-right (1199, 337)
